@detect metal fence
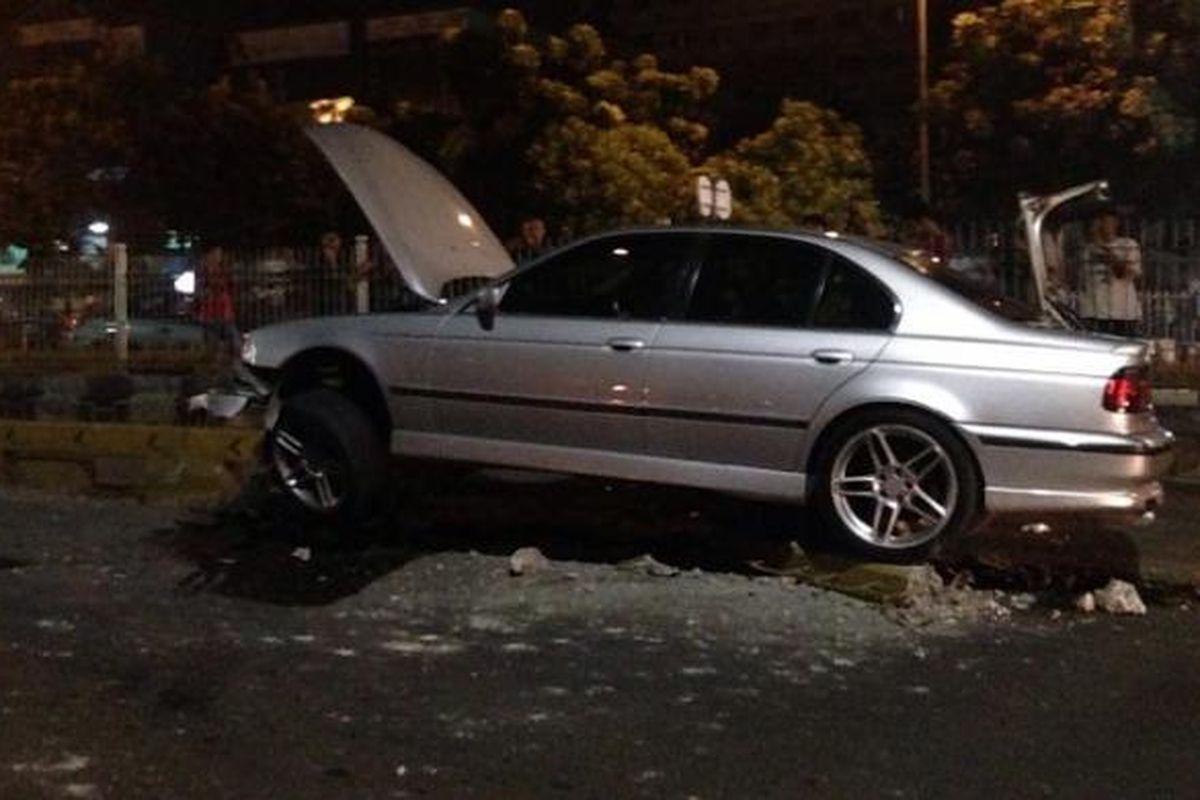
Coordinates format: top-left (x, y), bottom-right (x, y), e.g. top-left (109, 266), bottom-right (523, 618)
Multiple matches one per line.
top-left (0, 237), bottom-right (431, 370)
top-left (3, 223), bottom-right (1200, 373)
top-left (948, 219), bottom-right (1200, 357)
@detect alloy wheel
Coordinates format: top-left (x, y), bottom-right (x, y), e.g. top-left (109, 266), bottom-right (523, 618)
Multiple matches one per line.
top-left (829, 424), bottom-right (959, 550)
top-left (271, 425), bottom-right (348, 512)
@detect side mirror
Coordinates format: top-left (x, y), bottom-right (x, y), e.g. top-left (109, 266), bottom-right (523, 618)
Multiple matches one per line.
top-left (475, 285), bottom-right (498, 331)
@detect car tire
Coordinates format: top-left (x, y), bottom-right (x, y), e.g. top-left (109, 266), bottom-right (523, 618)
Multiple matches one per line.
top-left (268, 388), bottom-right (388, 528)
top-left (812, 408), bottom-right (980, 562)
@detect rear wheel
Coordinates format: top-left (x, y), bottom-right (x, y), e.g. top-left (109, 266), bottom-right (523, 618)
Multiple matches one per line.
top-left (268, 388), bottom-right (388, 527)
top-left (814, 409), bottom-right (980, 561)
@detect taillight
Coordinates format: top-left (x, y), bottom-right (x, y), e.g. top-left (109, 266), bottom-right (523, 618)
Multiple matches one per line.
top-left (1103, 367), bottom-right (1152, 414)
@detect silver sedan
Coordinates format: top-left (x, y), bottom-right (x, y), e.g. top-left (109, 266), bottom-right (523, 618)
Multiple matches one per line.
top-left (234, 126), bottom-right (1172, 561)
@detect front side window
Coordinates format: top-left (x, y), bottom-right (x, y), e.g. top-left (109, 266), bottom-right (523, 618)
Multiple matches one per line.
top-left (499, 235), bottom-right (696, 321)
top-left (687, 236), bottom-right (829, 328)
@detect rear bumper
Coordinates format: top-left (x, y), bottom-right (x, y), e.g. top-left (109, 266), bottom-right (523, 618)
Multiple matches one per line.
top-left (963, 423), bottom-right (1173, 516)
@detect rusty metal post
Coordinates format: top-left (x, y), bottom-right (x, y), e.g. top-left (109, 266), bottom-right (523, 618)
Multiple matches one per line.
top-left (112, 243), bottom-right (129, 365)
top-left (354, 234), bottom-right (370, 314)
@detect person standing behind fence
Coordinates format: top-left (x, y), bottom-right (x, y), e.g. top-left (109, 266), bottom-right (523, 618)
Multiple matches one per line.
top-left (196, 245), bottom-right (238, 356)
top-left (1080, 208), bottom-right (1142, 337)
top-left (314, 232), bottom-right (347, 316)
top-left (506, 218), bottom-right (548, 262)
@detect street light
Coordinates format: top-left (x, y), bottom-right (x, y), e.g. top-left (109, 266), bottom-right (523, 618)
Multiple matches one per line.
top-left (917, 0), bottom-right (931, 202)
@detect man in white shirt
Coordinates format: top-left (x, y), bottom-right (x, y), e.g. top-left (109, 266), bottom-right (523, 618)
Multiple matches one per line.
top-left (1080, 208), bottom-right (1142, 337)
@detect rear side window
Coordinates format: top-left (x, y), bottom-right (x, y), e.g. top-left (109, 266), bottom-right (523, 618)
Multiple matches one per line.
top-left (812, 258), bottom-right (897, 330)
top-left (500, 235), bottom-right (696, 320)
top-left (687, 236), bottom-right (828, 328)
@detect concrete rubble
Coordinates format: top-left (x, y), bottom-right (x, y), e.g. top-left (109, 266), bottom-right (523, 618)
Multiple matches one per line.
top-left (617, 553), bottom-right (680, 578)
top-left (509, 547), bottom-right (550, 577)
top-left (1076, 579), bottom-right (1148, 616)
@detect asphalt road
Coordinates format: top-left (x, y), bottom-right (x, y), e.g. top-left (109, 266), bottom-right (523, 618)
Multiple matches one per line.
top-left (1, 480), bottom-right (1198, 799)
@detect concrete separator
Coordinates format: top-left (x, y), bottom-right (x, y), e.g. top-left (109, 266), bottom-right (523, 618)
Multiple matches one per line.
top-left (0, 420), bottom-right (262, 502)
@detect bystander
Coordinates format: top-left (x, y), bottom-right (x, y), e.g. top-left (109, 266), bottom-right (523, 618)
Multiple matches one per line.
top-left (1080, 207), bottom-right (1142, 337)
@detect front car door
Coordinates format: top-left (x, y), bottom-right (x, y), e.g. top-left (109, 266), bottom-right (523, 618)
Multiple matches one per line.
top-left (415, 233), bottom-right (700, 461)
top-left (644, 232), bottom-right (896, 490)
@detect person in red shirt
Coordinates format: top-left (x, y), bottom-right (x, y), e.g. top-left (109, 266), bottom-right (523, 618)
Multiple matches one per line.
top-left (196, 245), bottom-right (237, 357)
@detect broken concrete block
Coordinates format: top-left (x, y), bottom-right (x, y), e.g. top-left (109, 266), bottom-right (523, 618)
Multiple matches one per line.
top-left (509, 547), bottom-right (550, 576)
top-left (617, 554), bottom-right (680, 578)
top-left (1093, 579), bottom-right (1148, 616)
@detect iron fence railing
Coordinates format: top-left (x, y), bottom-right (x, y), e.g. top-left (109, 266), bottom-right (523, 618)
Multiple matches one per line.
top-left (3, 224), bottom-right (1200, 372)
top-left (0, 240), bottom-right (434, 368)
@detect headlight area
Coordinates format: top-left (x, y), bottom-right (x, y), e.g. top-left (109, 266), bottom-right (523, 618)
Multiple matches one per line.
top-left (240, 333), bottom-right (258, 366)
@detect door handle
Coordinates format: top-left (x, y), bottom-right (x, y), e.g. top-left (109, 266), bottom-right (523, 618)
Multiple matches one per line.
top-left (607, 337), bottom-right (646, 352)
top-left (812, 349), bottom-right (855, 365)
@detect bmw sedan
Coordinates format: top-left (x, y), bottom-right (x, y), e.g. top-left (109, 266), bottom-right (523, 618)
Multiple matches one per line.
top-left (233, 125), bottom-right (1172, 561)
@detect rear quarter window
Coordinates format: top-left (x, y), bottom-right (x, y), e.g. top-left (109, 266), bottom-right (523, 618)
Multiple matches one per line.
top-left (812, 259), bottom-right (897, 330)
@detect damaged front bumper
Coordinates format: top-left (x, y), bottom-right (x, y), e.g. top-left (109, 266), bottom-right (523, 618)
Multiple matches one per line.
top-left (188, 364), bottom-right (275, 422)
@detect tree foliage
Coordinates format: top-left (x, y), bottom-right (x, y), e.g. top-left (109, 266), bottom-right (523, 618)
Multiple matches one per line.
top-left (1, 8), bottom-right (883, 248)
top-left (430, 9), bottom-right (720, 235)
top-left (0, 53), bottom-right (351, 248)
top-left (0, 61), bottom-right (132, 245)
top-left (706, 100), bottom-right (880, 231)
top-left (137, 75), bottom-right (349, 245)
top-left (931, 0), bottom-right (1194, 213)
top-left (427, 9), bottom-right (878, 237)
top-left (528, 117), bottom-right (693, 233)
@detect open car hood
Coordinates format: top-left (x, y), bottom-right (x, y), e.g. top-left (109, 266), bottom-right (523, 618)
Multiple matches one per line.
top-left (306, 124), bottom-right (513, 301)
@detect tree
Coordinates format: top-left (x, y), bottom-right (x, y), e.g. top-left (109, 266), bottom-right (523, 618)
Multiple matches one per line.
top-left (136, 75), bottom-right (353, 245)
top-left (527, 117), bottom-right (693, 233)
top-left (426, 10), bottom-right (882, 237)
top-left (930, 0), bottom-right (1194, 213)
top-left (0, 62), bottom-right (131, 245)
top-left (704, 100), bottom-right (881, 231)
top-left (425, 9), bottom-right (720, 235)
top-left (0, 51), bottom-right (355, 249)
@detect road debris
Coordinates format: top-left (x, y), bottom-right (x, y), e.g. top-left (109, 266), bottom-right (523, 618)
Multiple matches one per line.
top-left (291, 547), bottom-right (312, 563)
top-left (509, 546), bottom-right (550, 576)
top-left (888, 567), bottom-right (1013, 626)
top-left (617, 553), bottom-right (680, 578)
top-left (1076, 579), bottom-right (1148, 616)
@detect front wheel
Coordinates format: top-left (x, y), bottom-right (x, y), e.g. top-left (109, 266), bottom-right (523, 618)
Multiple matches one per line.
top-left (813, 410), bottom-right (980, 561)
top-left (268, 388), bottom-right (388, 526)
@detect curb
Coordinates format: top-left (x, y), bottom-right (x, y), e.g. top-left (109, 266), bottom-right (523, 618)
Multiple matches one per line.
top-left (1154, 388), bottom-right (1199, 408)
top-left (0, 420), bottom-right (263, 503)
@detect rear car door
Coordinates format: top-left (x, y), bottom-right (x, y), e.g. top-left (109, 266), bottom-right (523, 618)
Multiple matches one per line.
top-left (427, 233), bottom-right (700, 454)
top-left (644, 233), bottom-right (896, 471)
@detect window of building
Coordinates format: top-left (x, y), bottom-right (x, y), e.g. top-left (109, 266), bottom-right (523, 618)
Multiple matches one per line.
top-left (232, 22), bottom-right (350, 65)
top-left (366, 9), bottom-right (469, 43)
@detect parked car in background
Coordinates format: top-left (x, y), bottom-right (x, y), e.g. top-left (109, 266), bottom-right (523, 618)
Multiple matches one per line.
top-left (221, 125), bottom-right (1172, 561)
top-left (69, 318), bottom-right (207, 350)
